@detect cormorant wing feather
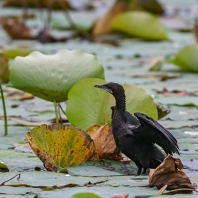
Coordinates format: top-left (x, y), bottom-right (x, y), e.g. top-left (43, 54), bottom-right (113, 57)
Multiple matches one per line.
top-left (124, 111), bottom-right (140, 125)
top-left (134, 113), bottom-right (180, 155)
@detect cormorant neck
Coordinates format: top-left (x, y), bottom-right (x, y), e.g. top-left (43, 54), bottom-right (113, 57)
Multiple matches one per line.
top-left (114, 91), bottom-right (126, 112)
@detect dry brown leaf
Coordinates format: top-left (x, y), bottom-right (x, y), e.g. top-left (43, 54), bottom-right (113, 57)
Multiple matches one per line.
top-left (6, 91), bottom-right (34, 100)
top-left (0, 53), bottom-right (9, 83)
top-left (157, 88), bottom-right (196, 97)
top-left (149, 155), bottom-right (194, 191)
top-left (92, 1), bottom-right (128, 35)
top-left (86, 124), bottom-right (123, 161)
top-left (0, 17), bottom-right (36, 40)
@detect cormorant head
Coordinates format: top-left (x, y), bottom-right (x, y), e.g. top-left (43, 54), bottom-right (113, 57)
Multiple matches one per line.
top-left (94, 82), bottom-right (124, 96)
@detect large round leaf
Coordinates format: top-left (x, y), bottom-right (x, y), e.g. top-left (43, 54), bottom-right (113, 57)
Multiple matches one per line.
top-left (66, 78), bottom-right (158, 130)
top-left (8, 49), bottom-right (104, 102)
top-left (124, 83), bottom-right (158, 119)
top-left (66, 78), bottom-right (114, 131)
top-left (111, 11), bottom-right (168, 40)
top-left (169, 45), bottom-right (198, 72)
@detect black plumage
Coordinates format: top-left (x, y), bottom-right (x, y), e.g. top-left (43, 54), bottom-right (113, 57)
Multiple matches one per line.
top-left (94, 82), bottom-right (180, 175)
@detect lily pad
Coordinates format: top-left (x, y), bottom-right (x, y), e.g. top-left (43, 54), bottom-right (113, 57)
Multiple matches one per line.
top-left (26, 124), bottom-right (96, 171)
top-left (8, 49), bottom-right (104, 102)
top-left (71, 192), bottom-right (101, 198)
top-left (66, 78), bottom-right (158, 130)
top-left (111, 11), bottom-right (168, 40)
top-left (2, 46), bottom-right (33, 59)
top-left (0, 162), bottom-right (9, 172)
top-left (169, 45), bottom-right (198, 72)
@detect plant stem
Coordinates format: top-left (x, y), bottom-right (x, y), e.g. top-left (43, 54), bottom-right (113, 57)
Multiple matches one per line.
top-left (53, 101), bottom-right (59, 123)
top-left (0, 83), bottom-right (8, 136)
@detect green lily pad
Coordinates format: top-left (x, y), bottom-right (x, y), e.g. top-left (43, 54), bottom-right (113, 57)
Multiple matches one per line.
top-left (111, 11), bottom-right (168, 40)
top-left (0, 161), bottom-right (9, 172)
top-left (170, 45), bottom-right (198, 72)
top-left (2, 46), bottom-right (33, 59)
top-left (8, 49), bottom-right (104, 102)
top-left (66, 78), bottom-right (158, 131)
top-left (71, 192), bottom-right (101, 198)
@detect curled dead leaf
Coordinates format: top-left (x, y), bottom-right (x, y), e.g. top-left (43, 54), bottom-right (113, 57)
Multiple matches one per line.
top-left (86, 124), bottom-right (123, 161)
top-left (26, 124), bottom-right (97, 171)
top-left (0, 17), bottom-right (36, 40)
top-left (149, 155), bottom-right (194, 191)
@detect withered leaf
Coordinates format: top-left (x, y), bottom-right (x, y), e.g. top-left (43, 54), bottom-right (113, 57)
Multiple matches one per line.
top-left (149, 155), bottom-right (194, 191)
top-left (0, 17), bottom-right (36, 40)
top-left (157, 88), bottom-right (196, 97)
top-left (26, 124), bottom-right (97, 171)
top-left (6, 91), bottom-right (34, 100)
top-left (86, 124), bottom-right (123, 161)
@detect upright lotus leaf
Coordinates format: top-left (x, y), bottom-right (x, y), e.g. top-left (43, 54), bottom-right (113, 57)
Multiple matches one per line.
top-left (8, 49), bottom-right (104, 102)
top-left (169, 45), bottom-right (198, 72)
top-left (26, 124), bottom-right (96, 171)
top-left (111, 11), bottom-right (168, 40)
top-left (66, 78), bottom-right (114, 131)
top-left (124, 83), bottom-right (158, 119)
top-left (66, 78), bottom-right (158, 131)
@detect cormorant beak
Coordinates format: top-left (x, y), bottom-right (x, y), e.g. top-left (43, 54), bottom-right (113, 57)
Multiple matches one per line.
top-left (94, 84), bottom-right (113, 93)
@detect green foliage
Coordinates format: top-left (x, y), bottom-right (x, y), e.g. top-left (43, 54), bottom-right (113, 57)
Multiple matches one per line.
top-left (8, 49), bottom-right (104, 102)
top-left (169, 45), bottom-right (198, 72)
top-left (2, 46), bottom-right (33, 59)
top-left (66, 78), bottom-right (158, 131)
top-left (0, 162), bottom-right (9, 172)
top-left (111, 11), bottom-right (168, 40)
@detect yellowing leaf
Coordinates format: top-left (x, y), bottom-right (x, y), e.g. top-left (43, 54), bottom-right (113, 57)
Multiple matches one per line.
top-left (26, 124), bottom-right (97, 171)
top-left (87, 124), bottom-right (123, 161)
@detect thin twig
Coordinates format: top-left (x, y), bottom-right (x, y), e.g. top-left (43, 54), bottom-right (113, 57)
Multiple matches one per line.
top-left (0, 174), bottom-right (21, 186)
top-left (59, 103), bottom-right (66, 116)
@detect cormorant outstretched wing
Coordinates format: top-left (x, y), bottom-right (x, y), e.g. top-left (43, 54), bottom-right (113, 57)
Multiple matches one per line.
top-left (133, 113), bottom-right (180, 155)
